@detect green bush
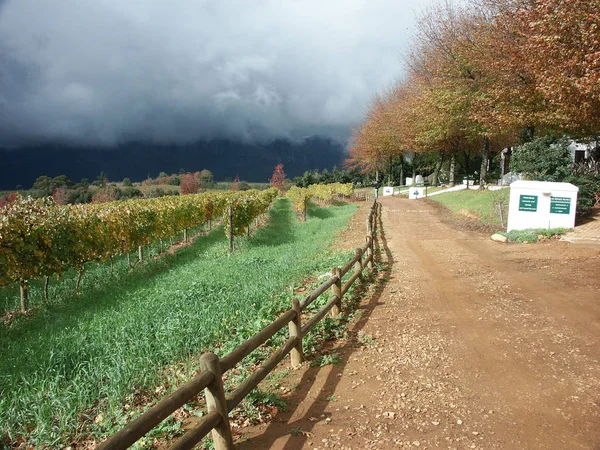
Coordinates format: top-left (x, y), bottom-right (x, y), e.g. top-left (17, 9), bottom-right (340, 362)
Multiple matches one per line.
top-left (500, 227), bottom-right (569, 243)
top-left (565, 174), bottom-right (600, 214)
top-left (511, 136), bottom-right (572, 182)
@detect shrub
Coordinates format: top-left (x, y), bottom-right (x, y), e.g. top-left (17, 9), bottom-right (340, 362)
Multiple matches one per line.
top-left (511, 136), bottom-right (572, 182)
top-left (565, 174), bottom-right (600, 214)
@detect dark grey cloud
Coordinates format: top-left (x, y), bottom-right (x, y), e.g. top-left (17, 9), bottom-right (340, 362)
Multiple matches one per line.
top-left (0, 0), bottom-right (439, 147)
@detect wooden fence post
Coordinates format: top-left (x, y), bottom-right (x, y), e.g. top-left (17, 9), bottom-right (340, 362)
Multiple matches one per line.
top-left (366, 212), bottom-right (372, 234)
top-left (354, 248), bottom-right (363, 281)
top-left (228, 205), bottom-right (234, 253)
top-left (331, 267), bottom-right (342, 318)
top-left (138, 245), bottom-right (143, 262)
top-left (200, 353), bottom-right (234, 450)
top-left (289, 298), bottom-right (303, 367)
top-left (19, 280), bottom-right (28, 313)
top-left (366, 235), bottom-right (374, 270)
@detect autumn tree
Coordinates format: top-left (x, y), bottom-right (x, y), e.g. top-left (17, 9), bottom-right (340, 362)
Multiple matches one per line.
top-left (179, 173), bottom-right (199, 195)
top-left (231, 175), bottom-right (240, 191)
top-left (270, 164), bottom-right (287, 194)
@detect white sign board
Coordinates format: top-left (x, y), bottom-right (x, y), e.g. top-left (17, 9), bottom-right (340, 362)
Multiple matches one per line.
top-left (383, 186), bottom-right (394, 196)
top-left (405, 177), bottom-right (413, 186)
top-left (408, 187), bottom-right (425, 200)
top-left (507, 180), bottom-right (578, 231)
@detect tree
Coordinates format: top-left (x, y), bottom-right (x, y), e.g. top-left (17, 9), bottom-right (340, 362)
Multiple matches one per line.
top-left (270, 164), bottom-right (286, 194)
top-left (511, 136), bottom-right (573, 181)
top-left (0, 192), bottom-right (17, 209)
top-left (199, 169), bottom-right (214, 188)
top-left (91, 187), bottom-right (119, 203)
top-left (122, 177), bottom-right (133, 187)
top-left (94, 172), bottom-right (109, 188)
top-left (179, 173), bottom-right (199, 194)
top-left (231, 175), bottom-right (240, 191)
top-left (32, 176), bottom-right (54, 197)
top-left (52, 188), bottom-right (71, 205)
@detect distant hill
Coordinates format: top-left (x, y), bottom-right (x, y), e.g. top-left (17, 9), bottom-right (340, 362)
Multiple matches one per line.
top-left (0, 137), bottom-right (347, 189)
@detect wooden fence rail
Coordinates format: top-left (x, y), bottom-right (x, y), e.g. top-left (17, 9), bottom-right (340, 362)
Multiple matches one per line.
top-left (97, 199), bottom-right (380, 450)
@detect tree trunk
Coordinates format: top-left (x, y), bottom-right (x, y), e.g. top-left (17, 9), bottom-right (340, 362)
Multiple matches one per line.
top-left (75, 268), bottom-right (84, 294)
top-left (432, 152), bottom-right (443, 186)
top-left (399, 160), bottom-right (404, 186)
top-left (480, 137), bottom-right (490, 189)
top-left (449, 152), bottom-right (456, 187)
top-left (44, 276), bottom-right (49, 303)
top-left (19, 280), bottom-right (28, 313)
top-left (523, 125), bottom-right (535, 143)
top-left (463, 151), bottom-right (471, 176)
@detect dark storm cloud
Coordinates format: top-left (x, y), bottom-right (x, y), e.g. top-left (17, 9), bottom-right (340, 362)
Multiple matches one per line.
top-left (0, 0), bottom-right (439, 147)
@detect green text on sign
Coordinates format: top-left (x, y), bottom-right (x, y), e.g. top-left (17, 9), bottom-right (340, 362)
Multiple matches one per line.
top-left (550, 196), bottom-right (571, 214)
top-left (519, 194), bottom-right (538, 212)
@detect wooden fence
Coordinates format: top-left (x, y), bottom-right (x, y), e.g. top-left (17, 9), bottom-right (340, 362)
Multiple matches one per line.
top-left (97, 200), bottom-right (381, 450)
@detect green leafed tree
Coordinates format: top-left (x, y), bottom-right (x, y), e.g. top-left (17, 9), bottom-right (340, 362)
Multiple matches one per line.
top-left (510, 136), bottom-right (573, 182)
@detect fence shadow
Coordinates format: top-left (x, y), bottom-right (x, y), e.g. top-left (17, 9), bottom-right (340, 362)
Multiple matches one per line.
top-left (237, 202), bottom-right (393, 449)
top-left (307, 202), bottom-right (335, 220)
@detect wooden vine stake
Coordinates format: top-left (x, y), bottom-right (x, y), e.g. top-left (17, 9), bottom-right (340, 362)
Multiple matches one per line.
top-left (44, 276), bottom-right (50, 303)
top-left (228, 205), bottom-right (234, 253)
top-left (138, 246), bottom-right (143, 263)
top-left (288, 298), bottom-right (303, 367)
top-left (19, 280), bottom-right (28, 313)
top-left (200, 353), bottom-right (234, 450)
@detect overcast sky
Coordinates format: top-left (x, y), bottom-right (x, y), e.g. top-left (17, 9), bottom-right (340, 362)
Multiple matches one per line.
top-left (0, 0), bottom-right (441, 148)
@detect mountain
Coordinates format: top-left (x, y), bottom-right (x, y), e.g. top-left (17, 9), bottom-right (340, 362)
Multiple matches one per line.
top-left (0, 137), bottom-right (347, 189)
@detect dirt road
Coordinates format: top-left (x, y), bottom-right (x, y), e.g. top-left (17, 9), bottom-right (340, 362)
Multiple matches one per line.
top-left (239, 196), bottom-right (600, 449)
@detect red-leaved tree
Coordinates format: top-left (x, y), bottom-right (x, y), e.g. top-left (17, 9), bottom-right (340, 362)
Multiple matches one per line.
top-left (0, 192), bottom-right (17, 210)
top-left (180, 173), bottom-right (199, 195)
top-left (270, 164), bottom-right (286, 194)
top-left (52, 188), bottom-right (71, 205)
top-left (231, 175), bottom-right (240, 191)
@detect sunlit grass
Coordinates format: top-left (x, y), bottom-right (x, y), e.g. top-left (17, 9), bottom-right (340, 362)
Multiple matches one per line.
top-left (0, 198), bottom-right (357, 447)
top-left (428, 188), bottom-right (509, 227)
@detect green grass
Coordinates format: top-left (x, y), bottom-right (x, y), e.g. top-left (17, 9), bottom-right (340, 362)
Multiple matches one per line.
top-left (428, 188), bottom-right (510, 227)
top-left (0, 198), bottom-right (357, 447)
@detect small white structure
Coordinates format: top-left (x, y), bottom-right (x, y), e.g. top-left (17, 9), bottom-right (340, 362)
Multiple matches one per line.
top-left (383, 186), bottom-right (394, 196)
top-left (408, 187), bottom-right (426, 200)
top-left (507, 180), bottom-right (578, 232)
top-left (405, 177), bottom-right (413, 186)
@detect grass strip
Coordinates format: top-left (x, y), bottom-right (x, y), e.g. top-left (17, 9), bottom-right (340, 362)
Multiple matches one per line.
top-left (428, 188), bottom-right (509, 227)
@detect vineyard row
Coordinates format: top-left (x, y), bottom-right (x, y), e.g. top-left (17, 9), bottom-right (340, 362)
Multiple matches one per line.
top-left (286, 182), bottom-right (354, 220)
top-left (0, 189), bottom-right (278, 300)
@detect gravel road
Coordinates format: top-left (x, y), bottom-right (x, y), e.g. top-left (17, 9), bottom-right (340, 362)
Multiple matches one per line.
top-left (239, 196), bottom-right (600, 449)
